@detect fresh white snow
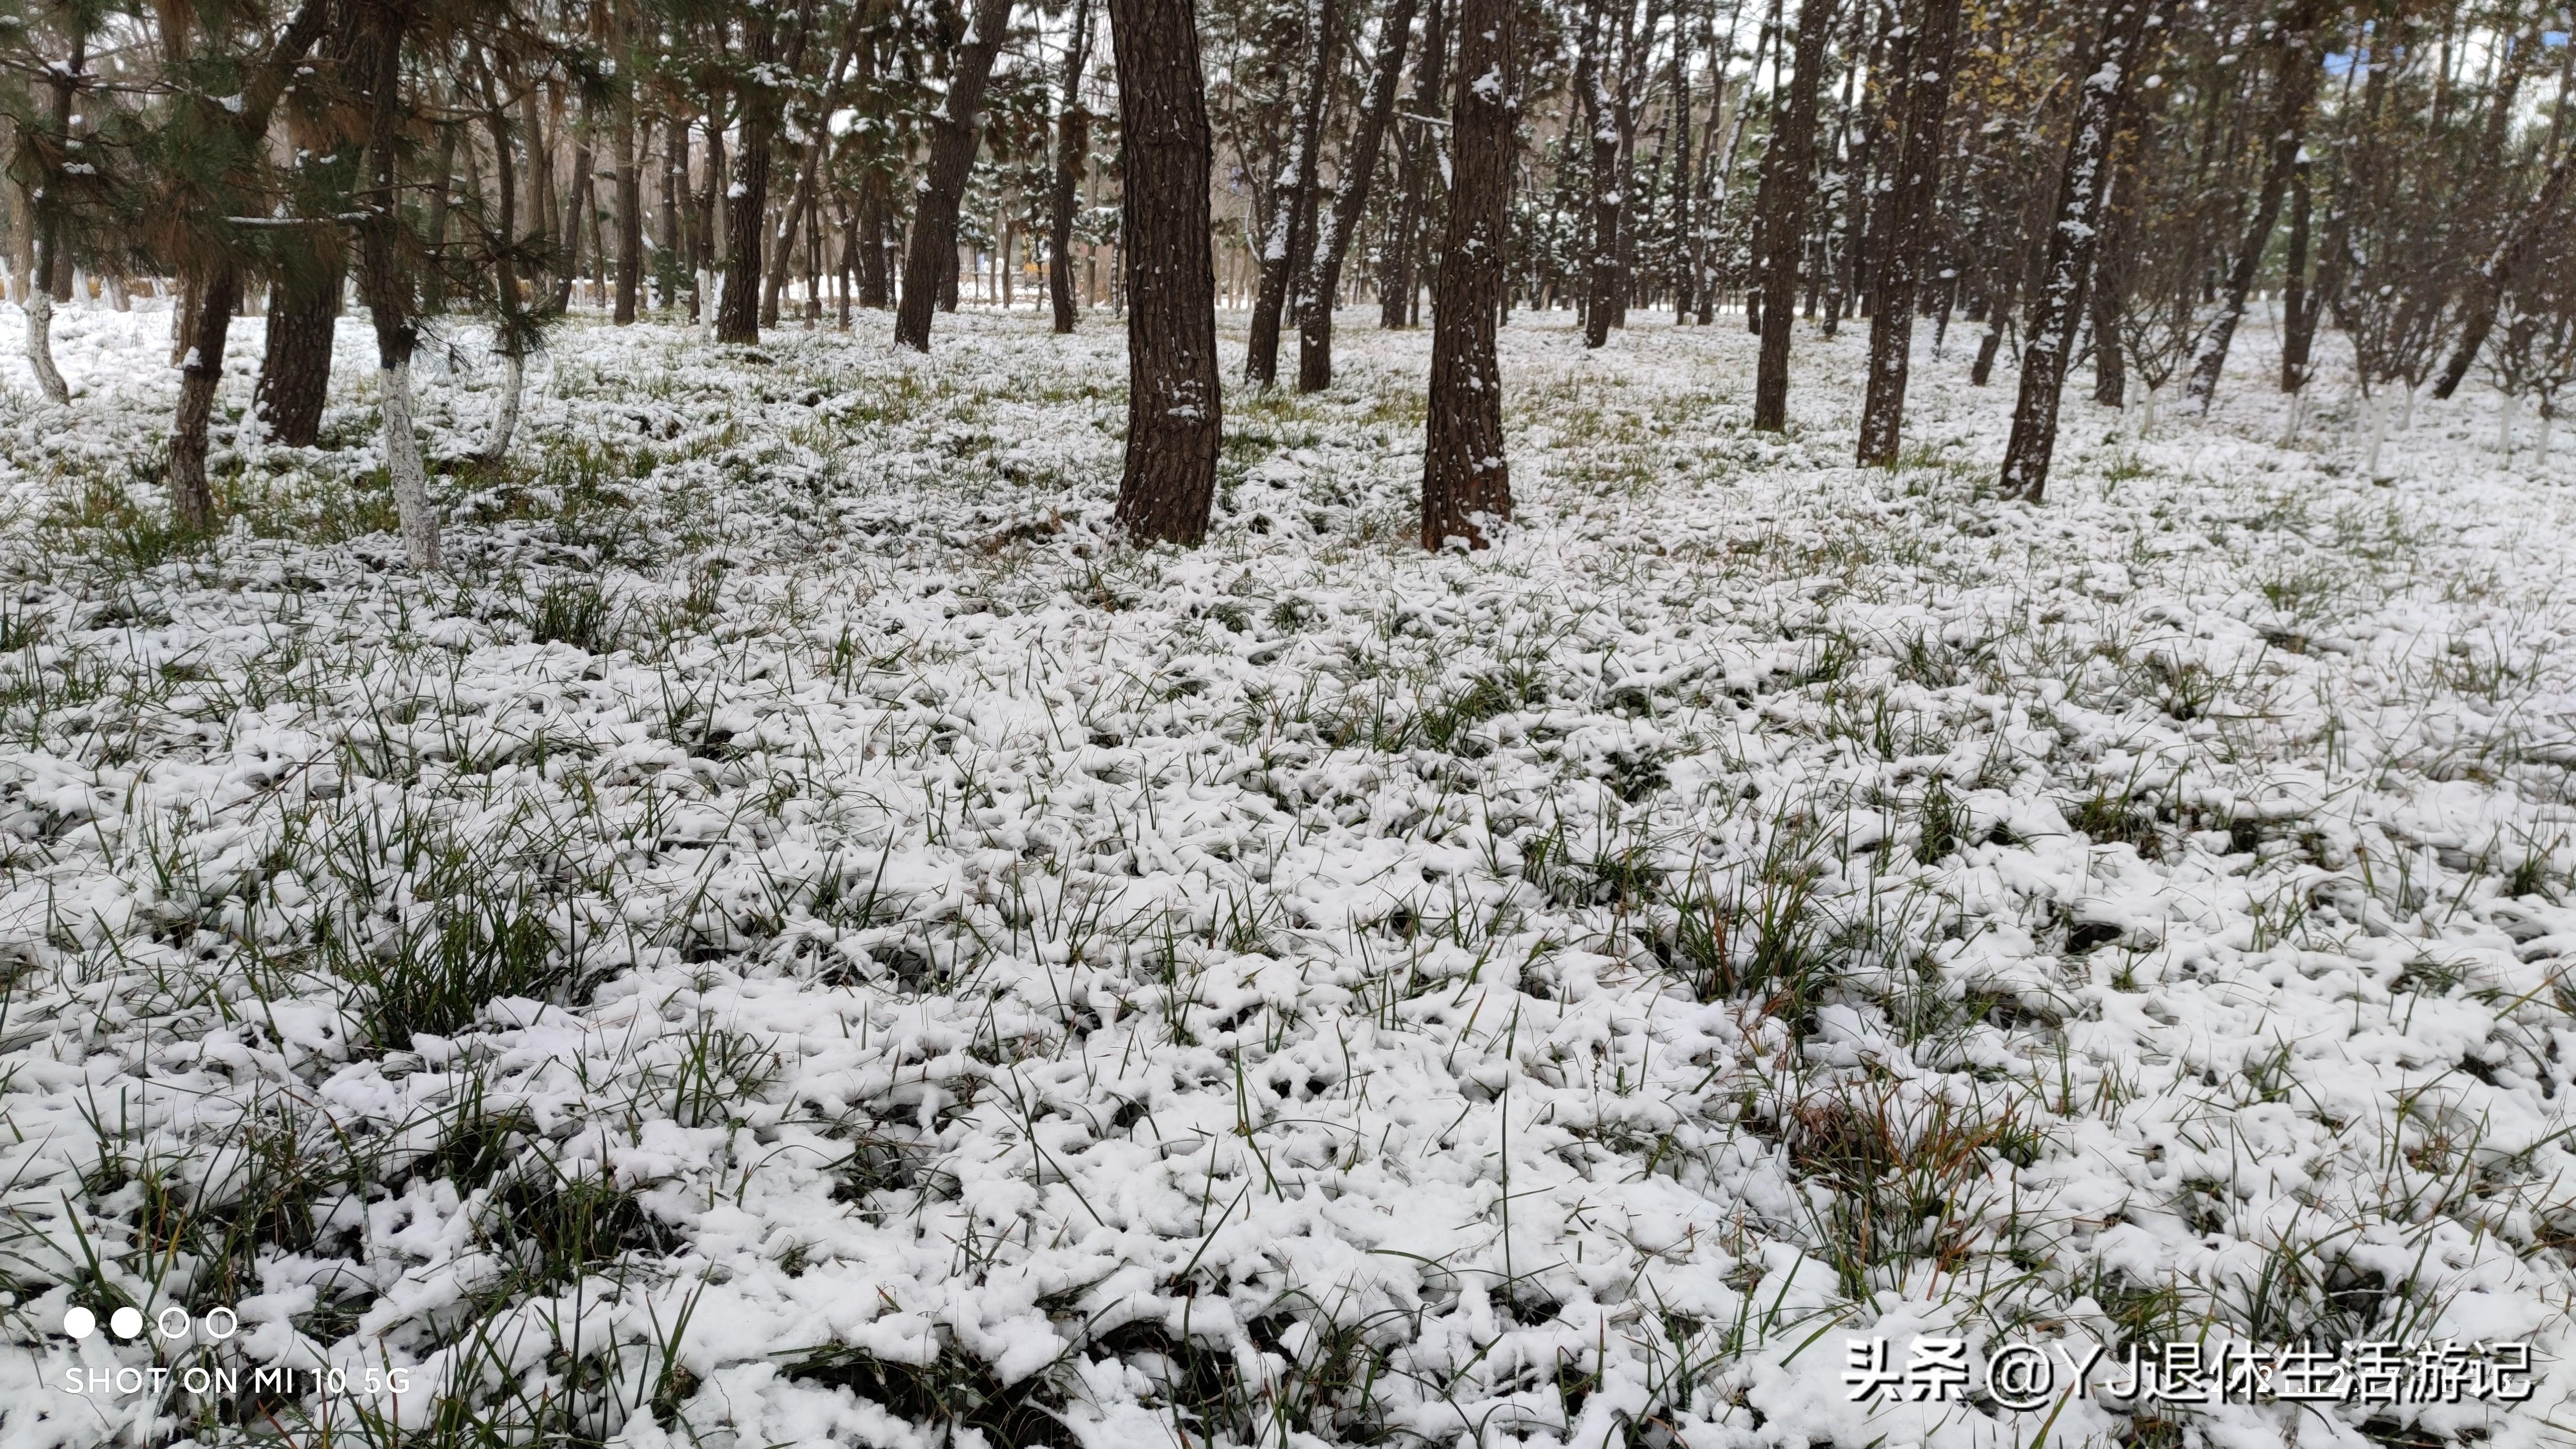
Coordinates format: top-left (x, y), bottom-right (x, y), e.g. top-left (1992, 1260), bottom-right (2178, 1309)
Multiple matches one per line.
top-left (0, 298), bottom-right (2567, 1449)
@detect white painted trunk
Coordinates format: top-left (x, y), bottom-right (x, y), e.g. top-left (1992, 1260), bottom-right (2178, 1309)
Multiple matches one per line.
top-left (25, 292), bottom-right (67, 404)
top-left (381, 359), bottom-right (441, 571)
top-left (485, 350), bottom-right (525, 461)
top-left (2498, 393), bottom-right (2517, 458)
top-left (2539, 412), bottom-right (2555, 465)
top-left (106, 274), bottom-right (128, 313)
top-left (2398, 383), bottom-right (2417, 431)
top-left (2281, 387), bottom-right (2308, 447)
top-left (2364, 394), bottom-right (2391, 478)
top-left (2141, 385), bottom-right (2161, 436)
top-left (698, 269), bottom-right (716, 341)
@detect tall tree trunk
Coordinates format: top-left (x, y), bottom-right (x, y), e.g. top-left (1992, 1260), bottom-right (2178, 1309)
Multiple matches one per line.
top-left (1668, 26), bottom-right (1693, 323)
top-left (1853, 0), bottom-right (1954, 466)
top-left (477, 59), bottom-right (531, 463)
top-left (766, 21), bottom-right (862, 327)
top-left (421, 118), bottom-right (459, 313)
top-left (613, 45), bottom-right (643, 322)
top-left (1377, 0), bottom-right (1448, 329)
top-left (1997, 0), bottom-right (2174, 504)
top-left (1050, 0), bottom-right (1094, 332)
top-left (1247, 0), bottom-right (1339, 384)
top-left (24, 29), bottom-right (83, 406)
top-left (555, 141), bottom-right (595, 311)
top-left (1750, 0), bottom-right (1837, 430)
top-left (895, 0), bottom-right (1014, 350)
top-left (1298, 0), bottom-right (1419, 390)
top-left (356, 4), bottom-right (437, 570)
top-left (722, 1), bottom-right (814, 342)
top-left (1419, 0), bottom-right (1513, 550)
top-left (2184, 0), bottom-right (2326, 407)
top-left (2279, 153), bottom-right (2315, 395)
top-left (1576, 2), bottom-right (1618, 348)
top-left (661, 114), bottom-right (685, 307)
top-left (1606, 0), bottom-right (1658, 330)
top-left (254, 264), bottom-right (340, 446)
top-left (1107, 0), bottom-right (1221, 542)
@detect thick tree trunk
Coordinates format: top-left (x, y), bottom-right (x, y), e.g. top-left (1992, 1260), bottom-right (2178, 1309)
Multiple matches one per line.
top-left (1298, 0), bottom-right (1418, 390)
top-left (1419, 0), bottom-right (1513, 550)
top-left (1853, 0), bottom-right (1955, 466)
top-left (896, 0), bottom-right (1014, 350)
top-left (1377, 0), bottom-right (1448, 330)
top-left (1750, 0), bottom-right (1838, 430)
top-left (2185, 0), bottom-right (2326, 407)
top-left (1050, 0), bottom-right (1094, 333)
top-left (1106, 0), bottom-right (1221, 543)
top-left (253, 268), bottom-right (340, 446)
top-left (721, 5), bottom-right (808, 343)
top-left (1247, 0), bottom-right (1339, 384)
top-left (1998, 0), bottom-right (2174, 504)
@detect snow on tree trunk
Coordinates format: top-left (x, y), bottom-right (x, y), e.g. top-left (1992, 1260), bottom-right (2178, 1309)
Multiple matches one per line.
top-left (1419, 0), bottom-right (1514, 550)
top-left (2186, 0), bottom-right (2327, 410)
top-left (1750, 0), bottom-right (1839, 430)
top-left (1249, 0), bottom-right (1339, 385)
top-left (1299, 0), bottom-right (1419, 391)
top-left (2498, 392), bottom-right (2516, 458)
top-left (898, 0), bottom-right (1013, 352)
top-left (1997, 0), bottom-right (2175, 503)
top-left (1107, 0), bottom-right (1222, 543)
top-left (381, 359), bottom-right (440, 572)
top-left (25, 292), bottom-right (66, 406)
top-left (486, 349), bottom-right (526, 463)
top-left (1854, 0), bottom-right (1958, 467)
top-left (2365, 393), bottom-right (2391, 479)
top-left (1050, 0), bottom-right (1095, 335)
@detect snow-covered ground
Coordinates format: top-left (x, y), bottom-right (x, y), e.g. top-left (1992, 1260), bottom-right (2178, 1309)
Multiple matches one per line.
top-left (0, 297), bottom-right (2569, 1449)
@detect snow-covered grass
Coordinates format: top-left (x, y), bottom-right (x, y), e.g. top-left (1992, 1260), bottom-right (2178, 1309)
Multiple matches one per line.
top-left (0, 296), bottom-right (2570, 1449)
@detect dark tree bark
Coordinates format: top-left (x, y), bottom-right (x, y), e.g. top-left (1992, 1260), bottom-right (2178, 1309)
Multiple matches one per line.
top-left (896, 0), bottom-right (1014, 349)
top-left (555, 138), bottom-right (595, 311)
top-left (2433, 144), bottom-right (2576, 399)
top-left (2088, 55), bottom-right (2169, 409)
top-left (254, 267), bottom-right (340, 447)
top-left (721, 0), bottom-right (814, 342)
top-left (1606, 0), bottom-right (1660, 330)
top-left (2184, 0), bottom-right (2327, 407)
top-left (1419, 0), bottom-right (1513, 550)
top-left (1998, 0), bottom-right (2174, 504)
top-left (1575, 2), bottom-right (1618, 347)
top-left (1050, 0), bottom-right (1094, 332)
top-left (1106, 0), bottom-right (1221, 542)
top-left (764, 23), bottom-right (860, 328)
top-left (2279, 153), bottom-right (2317, 394)
top-left (1667, 24), bottom-right (1693, 323)
top-left (168, 0), bottom-right (335, 533)
top-left (613, 54), bottom-right (643, 323)
top-left (1853, 0), bottom-right (1955, 466)
top-left (1750, 0), bottom-right (1838, 430)
top-left (1298, 0), bottom-right (1418, 390)
top-left (1743, 0), bottom-right (1784, 335)
top-left (1247, 0), bottom-right (1340, 384)
top-left (1377, 0), bottom-right (1448, 329)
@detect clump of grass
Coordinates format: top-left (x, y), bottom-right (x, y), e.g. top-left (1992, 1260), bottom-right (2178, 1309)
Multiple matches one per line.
top-left (322, 889), bottom-right (568, 1051)
top-left (528, 576), bottom-right (615, 652)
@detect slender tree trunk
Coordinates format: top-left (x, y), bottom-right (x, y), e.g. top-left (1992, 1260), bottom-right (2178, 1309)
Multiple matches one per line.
top-left (2434, 144), bottom-right (2576, 400)
top-left (356, 5), bottom-right (437, 569)
top-left (2185, 0), bottom-right (2326, 407)
top-left (1669, 29), bottom-right (1694, 323)
top-left (1576, 3), bottom-right (1618, 348)
top-left (1299, 0), bottom-right (1419, 390)
top-left (421, 119), bottom-right (459, 313)
top-left (2279, 154), bottom-right (2315, 395)
top-left (613, 52), bottom-right (643, 322)
top-left (1853, 0), bottom-right (1954, 466)
top-left (896, 0), bottom-right (1015, 350)
top-left (1050, 0), bottom-right (1095, 333)
top-left (765, 21), bottom-right (861, 328)
top-left (1107, 0), bottom-right (1221, 542)
top-left (1247, 0), bottom-right (1340, 384)
top-left (169, 265), bottom-right (242, 532)
top-left (24, 30), bottom-right (83, 406)
top-left (1378, 0), bottom-right (1448, 329)
top-left (1419, 0), bottom-right (1514, 550)
top-left (555, 143), bottom-right (595, 311)
top-left (479, 72), bottom-right (530, 463)
top-left (1998, 0), bottom-right (2174, 504)
top-left (1750, 0), bottom-right (1837, 430)
top-left (661, 115), bottom-right (685, 308)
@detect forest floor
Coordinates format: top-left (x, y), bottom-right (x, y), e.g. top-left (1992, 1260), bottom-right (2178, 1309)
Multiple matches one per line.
top-left (0, 299), bottom-right (2569, 1449)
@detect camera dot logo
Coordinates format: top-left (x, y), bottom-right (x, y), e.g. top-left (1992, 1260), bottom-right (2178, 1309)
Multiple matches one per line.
top-left (109, 1308), bottom-right (144, 1341)
top-left (62, 1307), bottom-right (94, 1340)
